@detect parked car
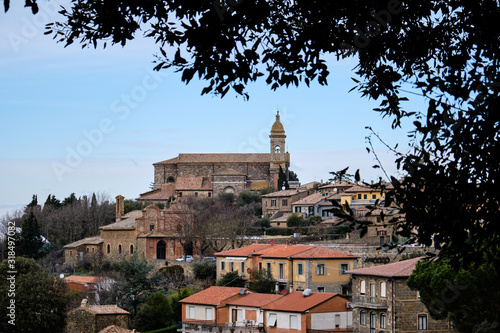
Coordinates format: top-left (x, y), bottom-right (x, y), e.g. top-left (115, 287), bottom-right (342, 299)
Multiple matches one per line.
top-left (202, 257), bottom-right (216, 262)
top-left (176, 255), bottom-right (194, 262)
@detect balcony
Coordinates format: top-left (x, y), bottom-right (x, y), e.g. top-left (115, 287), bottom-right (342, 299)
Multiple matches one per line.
top-left (350, 296), bottom-right (388, 310)
top-left (307, 329), bottom-right (353, 333)
top-left (179, 322), bottom-right (265, 333)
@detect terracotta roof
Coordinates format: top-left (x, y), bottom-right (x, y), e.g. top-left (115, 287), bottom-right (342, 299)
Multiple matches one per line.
top-left (63, 236), bottom-right (103, 248)
top-left (290, 246), bottom-right (358, 259)
top-left (65, 275), bottom-right (109, 285)
top-left (261, 291), bottom-right (341, 312)
top-left (344, 185), bottom-right (376, 193)
top-left (292, 193), bottom-right (327, 205)
top-left (346, 257), bottom-right (423, 277)
top-left (83, 305), bottom-right (130, 315)
top-left (137, 184), bottom-right (176, 201)
top-left (319, 181), bottom-right (356, 189)
top-left (175, 177), bottom-right (212, 191)
top-left (215, 244), bottom-right (272, 257)
top-left (258, 245), bottom-right (317, 258)
top-left (100, 210), bottom-right (142, 230)
top-left (262, 189), bottom-right (305, 198)
top-left (155, 153), bottom-right (271, 165)
top-left (98, 325), bottom-right (136, 333)
top-left (180, 286), bottom-right (247, 305)
top-left (227, 293), bottom-right (283, 307)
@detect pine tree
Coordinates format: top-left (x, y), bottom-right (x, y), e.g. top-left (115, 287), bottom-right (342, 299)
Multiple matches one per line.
top-left (17, 211), bottom-right (44, 259)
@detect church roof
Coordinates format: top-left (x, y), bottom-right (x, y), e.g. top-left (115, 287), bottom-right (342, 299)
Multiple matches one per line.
top-left (154, 153), bottom-right (271, 165)
top-left (100, 210), bottom-right (142, 230)
top-left (176, 177), bottom-right (213, 190)
top-left (64, 236), bottom-right (103, 248)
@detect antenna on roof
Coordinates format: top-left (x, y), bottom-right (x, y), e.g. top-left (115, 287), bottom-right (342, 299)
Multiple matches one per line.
top-left (239, 288), bottom-right (245, 295)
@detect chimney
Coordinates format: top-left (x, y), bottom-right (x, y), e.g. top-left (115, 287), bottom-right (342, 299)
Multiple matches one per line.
top-left (115, 195), bottom-right (125, 222)
top-left (81, 298), bottom-right (88, 308)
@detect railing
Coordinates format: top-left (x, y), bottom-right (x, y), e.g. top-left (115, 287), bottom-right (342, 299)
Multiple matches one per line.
top-left (179, 322), bottom-right (265, 333)
top-left (350, 296), bottom-right (388, 310)
top-left (307, 328), bottom-right (353, 333)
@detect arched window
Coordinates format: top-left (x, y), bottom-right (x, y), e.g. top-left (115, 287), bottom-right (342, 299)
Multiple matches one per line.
top-left (380, 314), bottom-right (386, 329)
top-left (130, 244), bottom-right (134, 254)
top-left (107, 244), bottom-right (110, 254)
top-left (118, 244), bottom-right (122, 255)
top-left (380, 282), bottom-right (387, 298)
top-left (360, 311), bottom-right (366, 326)
top-left (275, 145), bottom-right (281, 153)
top-left (167, 176), bottom-right (175, 184)
top-left (418, 314), bottom-right (428, 330)
top-left (157, 240), bottom-right (166, 260)
top-left (223, 186), bottom-right (235, 193)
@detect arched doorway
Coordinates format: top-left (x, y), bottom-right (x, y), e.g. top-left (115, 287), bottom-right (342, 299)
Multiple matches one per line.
top-left (223, 186), bottom-right (235, 193)
top-left (156, 240), bottom-right (166, 260)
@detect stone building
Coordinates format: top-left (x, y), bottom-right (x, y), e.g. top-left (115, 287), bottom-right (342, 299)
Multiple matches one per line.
top-left (347, 257), bottom-right (455, 333)
top-left (67, 300), bottom-right (130, 333)
top-left (64, 196), bottom-right (192, 266)
top-left (138, 112), bottom-right (290, 203)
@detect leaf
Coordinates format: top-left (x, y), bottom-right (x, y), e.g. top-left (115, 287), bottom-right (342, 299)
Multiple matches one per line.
top-left (355, 169), bottom-right (360, 182)
top-left (4, 0), bottom-right (10, 12)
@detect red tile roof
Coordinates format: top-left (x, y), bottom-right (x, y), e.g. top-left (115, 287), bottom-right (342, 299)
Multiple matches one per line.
top-left (180, 286), bottom-right (247, 305)
top-left (215, 244), bottom-right (272, 257)
top-left (83, 305), bottom-right (130, 315)
top-left (155, 153), bottom-right (271, 165)
top-left (100, 210), bottom-right (142, 230)
top-left (346, 257), bottom-right (423, 277)
top-left (290, 246), bottom-right (358, 259)
top-left (262, 189), bottom-right (305, 198)
top-left (65, 275), bottom-right (108, 285)
top-left (292, 193), bottom-right (327, 205)
top-left (258, 245), bottom-right (317, 258)
top-left (261, 291), bottom-right (342, 312)
top-left (137, 184), bottom-right (176, 201)
top-left (175, 177), bottom-right (212, 190)
top-left (227, 293), bottom-right (283, 307)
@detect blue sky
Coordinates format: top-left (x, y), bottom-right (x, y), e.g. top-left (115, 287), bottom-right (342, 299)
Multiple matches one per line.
top-left (0, 1), bottom-right (424, 215)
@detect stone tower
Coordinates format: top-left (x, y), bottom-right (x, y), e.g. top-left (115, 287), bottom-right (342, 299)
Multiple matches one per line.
top-left (269, 111), bottom-right (290, 189)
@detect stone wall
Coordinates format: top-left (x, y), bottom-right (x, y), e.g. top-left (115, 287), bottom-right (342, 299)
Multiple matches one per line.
top-left (101, 229), bottom-right (137, 261)
top-left (67, 308), bottom-right (129, 333)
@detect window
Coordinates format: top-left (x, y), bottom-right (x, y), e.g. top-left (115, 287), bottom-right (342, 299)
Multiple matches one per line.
top-left (118, 244), bottom-right (122, 254)
top-left (380, 314), bottom-right (386, 329)
top-left (316, 263), bottom-right (325, 275)
top-left (150, 224), bottom-right (155, 232)
top-left (360, 280), bottom-right (366, 295)
top-left (282, 199), bottom-right (288, 206)
top-left (268, 313), bottom-right (277, 327)
top-left (92, 248), bottom-right (95, 252)
top-left (267, 262), bottom-right (272, 273)
top-left (380, 282), bottom-right (387, 298)
top-left (229, 262), bottom-right (234, 272)
top-left (340, 263), bottom-right (349, 274)
top-left (360, 311), bottom-right (366, 326)
top-left (372, 194), bottom-right (376, 199)
top-left (208, 192), bottom-right (212, 197)
top-left (289, 315), bottom-right (298, 329)
top-left (86, 248), bottom-right (89, 253)
top-left (205, 308), bottom-right (213, 321)
top-left (271, 200), bottom-right (277, 207)
top-left (107, 244), bottom-right (110, 254)
top-left (258, 262), bottom-right (262, 272)
top-left (297, 263), bottom-right (303, 275)
top-left (370, 312), bottom-right (375, 333)
top-left (364, 194), bottom-right (368, 199)
top-left (70, 250), bottom-right (73, 257)
top-left (221, 261), bottom-right (225, 271)
top-left (130, 244), bottom-right (134, 254)
top-left (278, 263), bottom-right (284, 280)
top-left (189, 306), bottom-right (195, 319)
top-left (275, 145), bottom-right (281, 153)
top-left (335, 314), bottom-right (340, 328)
top-left (178, 192), bottom-right (182, 197)
top-left (317, 287), bottom-right (325, 293)
top-left (357, 194), bottom-right (362, 199)
top-left (370, 283), bottom-right (376, 302)
top-left (240, 262), bottom-right (245, 276)
top-left (195, 192), bottom-right (198, 197)
top-left (418, 314), bottom-right (428, 330)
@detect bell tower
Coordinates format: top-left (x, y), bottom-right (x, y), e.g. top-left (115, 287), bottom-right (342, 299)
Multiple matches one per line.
top-left (269, 111), bottom-right (290, 189)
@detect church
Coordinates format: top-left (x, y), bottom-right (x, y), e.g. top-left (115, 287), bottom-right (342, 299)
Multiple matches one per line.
top-left (63, 112), bottom-right (291, 266)
top-left (137, 111), bottom-right (290, 203)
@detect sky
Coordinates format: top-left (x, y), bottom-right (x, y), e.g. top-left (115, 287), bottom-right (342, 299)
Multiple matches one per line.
top-left (0, 1), bottom-right (425, 216)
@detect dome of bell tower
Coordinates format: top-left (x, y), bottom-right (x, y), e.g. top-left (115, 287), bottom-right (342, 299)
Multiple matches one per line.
top-left (270, 111), bottom-right (285, 136)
